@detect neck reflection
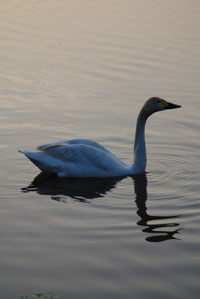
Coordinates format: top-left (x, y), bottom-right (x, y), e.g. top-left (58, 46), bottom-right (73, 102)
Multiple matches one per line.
top-left (134, 173), bottom-right (182, 242)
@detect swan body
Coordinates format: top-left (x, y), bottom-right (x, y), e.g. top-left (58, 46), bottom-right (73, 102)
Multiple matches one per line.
top-left (20, 97), bottom-right (181, 177)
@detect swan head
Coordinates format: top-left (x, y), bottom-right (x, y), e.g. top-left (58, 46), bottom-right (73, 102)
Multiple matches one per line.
top-left (143, 97), bottom-right (181, 116)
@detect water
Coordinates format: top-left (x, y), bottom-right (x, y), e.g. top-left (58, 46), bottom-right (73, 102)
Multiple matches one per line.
top-left (0, 1), bottom-right (200, 298)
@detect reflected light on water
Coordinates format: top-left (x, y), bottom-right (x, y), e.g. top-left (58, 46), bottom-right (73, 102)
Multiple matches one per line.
top-left (0, 1), bottom-right (200, 299)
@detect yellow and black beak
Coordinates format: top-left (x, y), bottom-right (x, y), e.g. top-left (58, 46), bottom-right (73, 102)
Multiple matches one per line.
top-left (160, 100), bottom-right (181, 109)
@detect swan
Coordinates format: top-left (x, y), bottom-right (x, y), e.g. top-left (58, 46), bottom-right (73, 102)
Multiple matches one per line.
top-left (19, 97), bottom-right (181, 178)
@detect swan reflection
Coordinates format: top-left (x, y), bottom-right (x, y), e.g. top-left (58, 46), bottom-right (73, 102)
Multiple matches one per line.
top-left (22, 173), bottom-right (182, 242)
top-left (22, 173), bottom-right (119, 203)
top-left (134, 174), bottom-right (182, 242)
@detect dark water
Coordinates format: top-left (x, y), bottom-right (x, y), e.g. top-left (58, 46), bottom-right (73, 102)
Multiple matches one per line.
top-left (0, 1), bottom-right (200, 298)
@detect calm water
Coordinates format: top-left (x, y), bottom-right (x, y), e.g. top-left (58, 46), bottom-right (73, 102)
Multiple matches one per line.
top-left (0, 1), bottom-right (200, 298)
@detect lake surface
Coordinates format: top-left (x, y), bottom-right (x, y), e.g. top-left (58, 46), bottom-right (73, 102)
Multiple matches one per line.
top-left (0, 1), bottom-right (200, 298)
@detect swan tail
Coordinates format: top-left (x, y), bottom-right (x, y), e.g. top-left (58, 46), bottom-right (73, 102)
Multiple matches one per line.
top-left (19, 150), bottom-right (63, 175)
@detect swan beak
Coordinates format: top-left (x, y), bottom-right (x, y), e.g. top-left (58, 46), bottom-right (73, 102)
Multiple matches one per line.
top-left (166, 102), bottom-right (181, 109)
top-left (160, 100), bottom-right (181, 109)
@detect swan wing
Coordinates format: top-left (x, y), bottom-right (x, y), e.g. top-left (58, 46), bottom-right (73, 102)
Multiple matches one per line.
top-left (22, 139), bottom-right (130, 177)
top-left (38, 139), bottom-right (112, 154)
top-left (37, 141), bottom-right (130, 177)
top-left (38, 143), bottom-right (117, 170)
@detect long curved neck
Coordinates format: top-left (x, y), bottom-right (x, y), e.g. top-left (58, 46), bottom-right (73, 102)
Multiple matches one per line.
top-left (132, 108), bottom-right (148, 173)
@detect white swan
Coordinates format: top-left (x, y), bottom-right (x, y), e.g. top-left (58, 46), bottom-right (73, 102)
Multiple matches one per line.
top-left (19, 97), bottom-right (181, 178)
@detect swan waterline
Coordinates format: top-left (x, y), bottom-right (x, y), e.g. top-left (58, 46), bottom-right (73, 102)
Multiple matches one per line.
top-left (19, 97), bottom-right (181, 178)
